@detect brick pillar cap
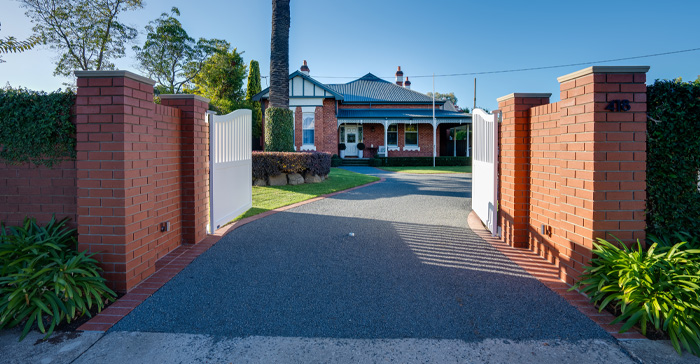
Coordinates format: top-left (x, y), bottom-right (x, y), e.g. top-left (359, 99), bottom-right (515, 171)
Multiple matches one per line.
top-left (557, 66), bottom-right (650, 83)
top-left (496, 93), bottom-right (552, 102)
top-left (74, 70), bottom-right (156, 86)
top-left (160, 94), bottom-right (211, 103)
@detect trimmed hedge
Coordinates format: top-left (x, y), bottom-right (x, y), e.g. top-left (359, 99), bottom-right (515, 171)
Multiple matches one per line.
top-left (0, 87), bottom-right (76, 167)
top-left (647, 79), bottom-right (700, 240)
top-left (264, 107), bottom-right (294, 152)
top-left (252, 151), bottom-right (331, 181)
top-left (331, 154), bottom-right (342, 167)
top-left (371, 156), bottom-right (471, 167)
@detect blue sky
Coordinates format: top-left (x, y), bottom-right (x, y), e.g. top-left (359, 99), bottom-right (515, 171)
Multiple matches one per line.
top-left (1, 0), bottom-right (698, 111)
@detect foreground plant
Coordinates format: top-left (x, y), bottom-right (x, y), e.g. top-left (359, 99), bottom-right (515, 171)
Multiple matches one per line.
top-left (0, 216), bottom-right (116, 340)
top-left (572, 238), bottom-right (700, 356)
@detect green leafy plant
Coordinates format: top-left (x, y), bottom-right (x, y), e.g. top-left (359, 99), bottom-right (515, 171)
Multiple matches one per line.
top-left (572, 238), bottom-right (700, 356)
top-left (0, 216), bottom-right (116, 340)
top-left (649, 232), bottom-right (700, 249)
top-left (264, 107), bottom-right (294, 152)
top-left (0, 87), bottom-right (75, 167)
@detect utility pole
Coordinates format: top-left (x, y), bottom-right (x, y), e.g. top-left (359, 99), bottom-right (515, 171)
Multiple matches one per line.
top-left (473, 78), bottom-right (476, 111)
top-left (432, 73), bottom-right (436, 167)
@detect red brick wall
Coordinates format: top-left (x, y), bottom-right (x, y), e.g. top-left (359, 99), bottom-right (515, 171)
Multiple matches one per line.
top-left (498, 95), bottom-right (550, 248)
top-left (73, 71), bottom-right (210, 292)
top-left (497, 66), bottom-right (648, 284)
top-left (0, 161), bottom-right (77, 227)
top-left (387, 124), bottom-right (436, 157)
top-left (162, 96), bottom-right (210, 248)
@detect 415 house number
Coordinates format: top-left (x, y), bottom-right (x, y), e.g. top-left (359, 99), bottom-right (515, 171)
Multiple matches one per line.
top-left (605, 99), bottom-right (631, 112)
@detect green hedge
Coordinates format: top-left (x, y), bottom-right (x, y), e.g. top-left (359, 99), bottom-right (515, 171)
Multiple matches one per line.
top-left (0, 87), bottom-right (75, 167)
top-left (331, 154), bottom-right (342, 167)
top-left (371, 156), bottom-right (471, 167)
top-left (264, 107), bottom-right (293, 152)
top-left (252, 151), bottom-right (331, 181)
top-left (647, 79), bottom-right (700, 240)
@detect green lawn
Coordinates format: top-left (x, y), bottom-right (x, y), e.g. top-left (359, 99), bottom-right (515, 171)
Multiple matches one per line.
top-left (229, 168), bottom-right (380, 223)
top-left (378, 166), bottom-right (472, 174)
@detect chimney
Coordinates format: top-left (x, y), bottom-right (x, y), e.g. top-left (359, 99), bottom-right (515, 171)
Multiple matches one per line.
top-left (395, 66), bottom-right (404, 86)
top-left (404, 77), bottom-right (411, 89)
top-left (300, 60), bottom-right (310, 75)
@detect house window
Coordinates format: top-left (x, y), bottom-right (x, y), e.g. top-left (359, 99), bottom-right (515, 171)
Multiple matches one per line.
top-left (387, 124), bottom-right (398, 146)
top-left (405, 124), bottom-right (418, 145)
top-left (340, 126), bottom-right (345, 143)
top-left (302, 112), bottom-right (314, 145)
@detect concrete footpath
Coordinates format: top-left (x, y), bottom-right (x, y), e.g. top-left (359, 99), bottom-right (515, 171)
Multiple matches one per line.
top-left (3, 326), bottom-right (700, 364)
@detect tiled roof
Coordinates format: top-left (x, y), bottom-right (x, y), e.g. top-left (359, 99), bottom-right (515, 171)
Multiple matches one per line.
top-left (337, 108), bottom-right (468, 119)
top-left (327, 73), bottom-right (443, 104)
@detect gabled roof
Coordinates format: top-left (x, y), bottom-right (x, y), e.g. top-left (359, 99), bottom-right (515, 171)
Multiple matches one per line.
top-left (251, 71), bottom-right (344, 101)
top-left (327, 73), bottom-right (443, 104)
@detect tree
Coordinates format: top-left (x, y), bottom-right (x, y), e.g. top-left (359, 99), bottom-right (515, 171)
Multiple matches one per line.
top-left (426, 91), bottom-right (458, 105)
top-left (265, 0), bottom-right (293, 151)
top-left (0, 22), bottom-right (41, 63)
top-left (245, 60), bottom-right (263, 138)
top-left (19, 0), bottom-right (142, 76)
top-left (134, 7), bottom-right (222, 94)
top-left (269, 0), bottom-right (290, 109)
top-left (188, 42), bottom-right (247, 113)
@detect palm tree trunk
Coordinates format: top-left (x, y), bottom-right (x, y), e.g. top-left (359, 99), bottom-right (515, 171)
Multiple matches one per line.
top-left (269, 0), bottom-right (290, 109)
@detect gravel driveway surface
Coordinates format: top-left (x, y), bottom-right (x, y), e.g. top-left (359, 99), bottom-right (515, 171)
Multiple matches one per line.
top-left (112, 167), bottom-right (611, 343)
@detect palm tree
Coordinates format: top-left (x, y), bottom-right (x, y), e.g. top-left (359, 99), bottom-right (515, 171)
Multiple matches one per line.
top-left (265, 0), bottom-right (293, 151)
top-left (269, 0), bottom-right (290, 109)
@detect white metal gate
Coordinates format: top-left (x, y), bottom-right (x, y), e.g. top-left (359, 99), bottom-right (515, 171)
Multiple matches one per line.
top-left (471, 108), bottom-right (499, 236)
top-left (208, 109), bottom-right (252, 233)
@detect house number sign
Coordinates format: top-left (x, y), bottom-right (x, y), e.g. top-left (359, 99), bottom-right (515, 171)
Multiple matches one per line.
top-left (605, 99), bottom-right (631, 112)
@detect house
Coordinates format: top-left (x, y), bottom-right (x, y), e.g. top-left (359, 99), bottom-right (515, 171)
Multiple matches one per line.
top-left (253, 61), bottom-right (471, 158)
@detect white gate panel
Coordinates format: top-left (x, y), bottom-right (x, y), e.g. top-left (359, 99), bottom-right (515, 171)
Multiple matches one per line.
top-left (209, 109), bottom-right (252, 232)
top-left (471, 108), bottom-right (498, 235)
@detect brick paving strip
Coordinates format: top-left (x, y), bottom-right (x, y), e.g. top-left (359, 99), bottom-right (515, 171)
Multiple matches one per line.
top-left (466, 211), bottom-right (646, 340)
top-left (77, 178), bottom-right (386, 332)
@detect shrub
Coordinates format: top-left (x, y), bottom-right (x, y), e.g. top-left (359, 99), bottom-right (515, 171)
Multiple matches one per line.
top-left (264, 107), bottom-right (294, 152)
top-left (372, 156), bottom-right (471, 167)
top-left (338, 143), bottom-right (346, 151)
top-left (252, 151), bottom-right (331, 181)
top-left (331, 154), bottom-right (342, 167)
top-left (357, 142), bottom-right (365, 150)
top-left (0, 87), bottom-right (76, 167)
top-left (572, 238), bottom-right (700, 356)
top-left (647, 79), bottom-right (700, 240)
top-left (0, 216), bottom-right (116, 341)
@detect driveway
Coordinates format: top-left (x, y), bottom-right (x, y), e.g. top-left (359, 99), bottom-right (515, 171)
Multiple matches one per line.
top-left (110, 167), bottom-right (610, 342)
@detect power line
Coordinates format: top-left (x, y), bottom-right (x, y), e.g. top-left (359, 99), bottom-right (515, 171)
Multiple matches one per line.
top-left (263, 47), bottom-right (700, 80)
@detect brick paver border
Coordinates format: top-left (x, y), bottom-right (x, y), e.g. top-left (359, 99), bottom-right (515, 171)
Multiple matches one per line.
top-left (77, 178), bottom-right (386, 332)
top-left (467, 211), bottom-right (646, 340)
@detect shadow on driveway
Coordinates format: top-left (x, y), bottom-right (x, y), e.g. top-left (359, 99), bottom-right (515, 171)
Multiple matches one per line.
top-left (111, 171), bottom-right (609, 343)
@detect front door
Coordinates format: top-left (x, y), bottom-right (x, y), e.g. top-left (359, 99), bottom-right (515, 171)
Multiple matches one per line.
top-left (345, 130), bottom-right (358, 156)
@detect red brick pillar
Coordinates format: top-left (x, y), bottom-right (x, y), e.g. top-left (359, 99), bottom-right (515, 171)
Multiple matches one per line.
top-left (497, 93), bottom-right (551, 248)
top-left (160, 95), bottom-right (210, 245)
top-left (74, 70), bottom-right (157, 292)
top-left (556, 66), bottom-right (648, 280)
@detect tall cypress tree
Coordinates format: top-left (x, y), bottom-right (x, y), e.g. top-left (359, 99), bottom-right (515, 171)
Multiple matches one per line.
top-left (246, 60), bottom-right (263, 138)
